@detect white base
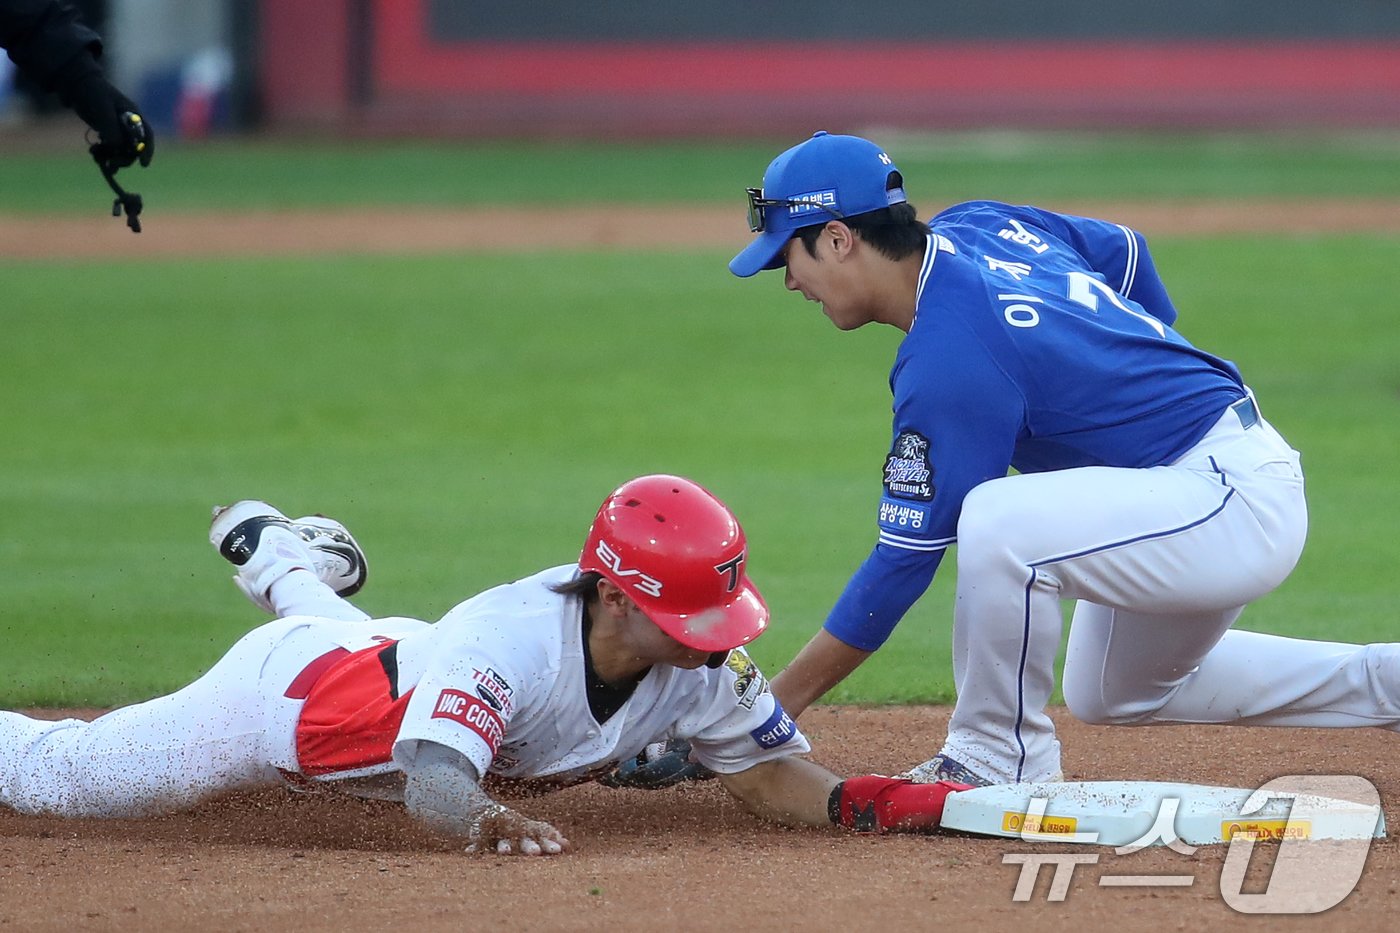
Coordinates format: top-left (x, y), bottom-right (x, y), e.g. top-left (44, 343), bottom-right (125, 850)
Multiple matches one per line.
top-left (940, 780), bottom-right (1386, 846)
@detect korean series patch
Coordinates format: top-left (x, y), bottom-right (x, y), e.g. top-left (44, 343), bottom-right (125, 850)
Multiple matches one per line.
top-left (883, 431), bottom-right (935, 501)
top-left (879, 430), bottom-right (935, 535)
top-left (724, 648), bottom-right (768, 710)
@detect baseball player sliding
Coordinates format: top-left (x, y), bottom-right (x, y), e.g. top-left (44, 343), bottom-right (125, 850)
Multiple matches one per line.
top-left (0, 475), bottom-right (968, 854)
top-left (716, 131), bottom-right (1400, 788)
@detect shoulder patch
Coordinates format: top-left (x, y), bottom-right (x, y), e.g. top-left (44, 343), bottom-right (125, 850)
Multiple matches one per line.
top-left (471, 667), bottom-right (515, 716)
top-left (884, 431), bottom-right (935, 501)
top-left (724, 648), bottom-right (768, 710)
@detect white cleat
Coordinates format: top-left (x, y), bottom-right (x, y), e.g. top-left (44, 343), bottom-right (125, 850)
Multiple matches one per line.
top-left (210, 500), bottom-right (368, 612)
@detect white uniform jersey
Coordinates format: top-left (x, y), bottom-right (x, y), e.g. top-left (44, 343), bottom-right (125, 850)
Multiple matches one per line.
top-left (285, 565), bottom-right (807, 789)
top-left (391, 565), bottom-right (807, 785)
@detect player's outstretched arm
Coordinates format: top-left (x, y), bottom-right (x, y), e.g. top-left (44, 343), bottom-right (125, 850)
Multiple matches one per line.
top-left (718, 757), bottom-right (840, 827)
top-left (719, 757), bottom-right (970, 833)
top-left (769, 629), bottom-right (873, 719)
top-left (402, 742), bottom-right (571, 856)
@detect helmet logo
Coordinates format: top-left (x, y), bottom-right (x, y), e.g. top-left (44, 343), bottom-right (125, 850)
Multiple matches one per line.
top-left (714, 552), bottom-right (745, 593)
top-left (594, 540), bottom-right (663, 597)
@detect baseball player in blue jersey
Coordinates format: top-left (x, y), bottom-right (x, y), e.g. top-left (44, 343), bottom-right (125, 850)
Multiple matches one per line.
top-left (723, 131), bottom-right (1400, 787)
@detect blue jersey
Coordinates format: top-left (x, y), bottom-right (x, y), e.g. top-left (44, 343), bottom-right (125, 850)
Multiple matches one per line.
top-left (825, 201), bottom-right (1248, 650)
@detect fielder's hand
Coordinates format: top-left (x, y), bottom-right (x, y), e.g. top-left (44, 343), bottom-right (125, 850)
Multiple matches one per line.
top-left (600, 739), bottom-right (716, 790)
top-left (464, 803), bottom-right (571, 856)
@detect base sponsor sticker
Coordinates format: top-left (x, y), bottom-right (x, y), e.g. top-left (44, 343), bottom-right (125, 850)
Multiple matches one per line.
top-left (1223, 819), bottom-right (1311, 841)
top-left (1003, 811), bottom-right (1080, 836)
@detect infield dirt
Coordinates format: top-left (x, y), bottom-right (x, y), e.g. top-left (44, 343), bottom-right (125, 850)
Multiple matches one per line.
top-left (4, 199), bottom-right (1400, 261)
top-left (2, 706), bottom-right (1397, 931)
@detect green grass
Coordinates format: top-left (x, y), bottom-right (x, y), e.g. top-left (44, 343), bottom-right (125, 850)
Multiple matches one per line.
top-left (6, 130), bottom-right (1400, 214)
top-left (1, 234), bottom-right (1397, 707)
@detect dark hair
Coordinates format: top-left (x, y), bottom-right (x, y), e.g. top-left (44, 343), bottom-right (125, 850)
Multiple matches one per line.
top-left (549, 570), bottom-right (604, 602)
top-left (795, 201), bottom-right (927, 263)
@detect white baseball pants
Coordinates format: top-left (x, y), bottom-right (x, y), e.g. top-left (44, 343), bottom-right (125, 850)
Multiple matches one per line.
top-left (0, 572), bottom-right (372, 817)
top-left (942, 399), bottom-right (1400, 783)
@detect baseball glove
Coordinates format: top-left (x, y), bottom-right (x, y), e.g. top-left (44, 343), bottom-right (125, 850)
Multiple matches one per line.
top-left (599, 739), bottom-right (715, 790)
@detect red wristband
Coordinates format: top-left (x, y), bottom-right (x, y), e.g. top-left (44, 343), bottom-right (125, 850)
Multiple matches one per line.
top-left (829, 775), bottom-right (973, 834)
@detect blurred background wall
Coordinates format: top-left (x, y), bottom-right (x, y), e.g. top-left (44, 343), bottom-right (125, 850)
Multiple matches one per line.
top-left (6, 0), bottom-right (1400, 138)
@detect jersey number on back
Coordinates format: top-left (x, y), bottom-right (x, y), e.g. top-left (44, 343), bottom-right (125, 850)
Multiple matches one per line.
top-left (998, 272), bottom-right (1165, 337)
top-left (1065, 271), bottom-right (1166, 337)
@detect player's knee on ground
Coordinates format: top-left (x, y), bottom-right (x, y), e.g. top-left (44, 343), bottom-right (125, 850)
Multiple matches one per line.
top-left (1061, 666), bottom-right (1170, 726)
top-left (1329, 644), bottom-right (1400, 719)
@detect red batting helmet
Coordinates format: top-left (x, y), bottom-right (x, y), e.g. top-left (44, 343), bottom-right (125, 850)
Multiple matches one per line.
top-left (579, 474), bottom-right (768, 652)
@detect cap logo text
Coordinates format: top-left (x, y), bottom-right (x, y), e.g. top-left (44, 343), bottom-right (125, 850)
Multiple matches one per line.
top-left (787, 189), bottom-right (837, 216)
top-left (595, 540), bottom-right (664, 597)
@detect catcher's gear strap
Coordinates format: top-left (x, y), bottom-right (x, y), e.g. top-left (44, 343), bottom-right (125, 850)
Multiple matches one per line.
top-left (828, 775), bottom-right (973, 834)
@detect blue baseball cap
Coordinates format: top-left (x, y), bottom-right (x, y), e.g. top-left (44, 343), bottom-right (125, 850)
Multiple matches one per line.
top-left (729, 131), bottom-right (906, 278)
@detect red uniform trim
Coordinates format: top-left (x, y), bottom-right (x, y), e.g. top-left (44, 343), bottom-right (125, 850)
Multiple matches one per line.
top-left (283, 647), bottom-right (351, 699)
top-left (428, 688), bottom-right (505, 757)
top-left (293, 641), bottom-right (414, 777)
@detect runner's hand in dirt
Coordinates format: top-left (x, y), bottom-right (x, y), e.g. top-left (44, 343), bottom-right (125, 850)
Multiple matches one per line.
top-left (464, 803), bottom-right (571, 856)
top-left (403, 742), bottom-right (570, 855)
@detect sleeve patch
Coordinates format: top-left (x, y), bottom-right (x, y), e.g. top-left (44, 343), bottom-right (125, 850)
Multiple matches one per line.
top-left (470, 667), bottom-right (515, 716)
top-left (749, 703), bottom-right (798, 750)
top-left (884, 431), bottom-right (935, 501)
top-left (430, 689), bottom-right (505, 756)
top-left (724, 648), bottom-right (769, 710)
top-left (878, 497), bottom-right (933, 535)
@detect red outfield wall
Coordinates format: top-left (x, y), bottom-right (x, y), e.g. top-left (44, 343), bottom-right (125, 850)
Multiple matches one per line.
top-left (260, 1), bottom-right (1400, 135)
